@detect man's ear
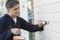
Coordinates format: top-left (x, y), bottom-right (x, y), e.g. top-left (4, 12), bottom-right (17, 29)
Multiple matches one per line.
top-left (7, 8), bottom-right (10, 13)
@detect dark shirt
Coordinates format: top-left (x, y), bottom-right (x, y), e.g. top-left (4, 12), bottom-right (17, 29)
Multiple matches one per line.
top-left (0, 14), bottom-right (43, 40)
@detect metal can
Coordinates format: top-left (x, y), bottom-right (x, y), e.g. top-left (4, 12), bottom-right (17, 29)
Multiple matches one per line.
top-left (13, 36), bottom-right (25, 40)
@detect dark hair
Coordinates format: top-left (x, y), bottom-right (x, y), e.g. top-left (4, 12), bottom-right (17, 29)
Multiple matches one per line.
top-left (6, 0), bottom-right (19, 8)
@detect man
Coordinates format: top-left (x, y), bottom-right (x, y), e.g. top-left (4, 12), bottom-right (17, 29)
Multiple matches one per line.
top-left (0, 0), bottom-right (45, 40)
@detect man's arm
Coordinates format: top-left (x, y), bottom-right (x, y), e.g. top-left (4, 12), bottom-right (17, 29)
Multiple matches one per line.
top-left (20, 18), bottom-right (44, 32)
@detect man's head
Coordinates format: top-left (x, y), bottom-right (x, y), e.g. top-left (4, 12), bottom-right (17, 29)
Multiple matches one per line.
top-left (6, 0), bottom-right (20, 17)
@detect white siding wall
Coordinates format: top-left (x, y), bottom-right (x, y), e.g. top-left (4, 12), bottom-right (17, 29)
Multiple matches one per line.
top-left (33, 0), bottom-right (60, 40)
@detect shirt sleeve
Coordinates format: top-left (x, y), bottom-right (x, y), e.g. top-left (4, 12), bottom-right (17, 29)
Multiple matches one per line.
top-left (20, 18), bottom-right (44, 32)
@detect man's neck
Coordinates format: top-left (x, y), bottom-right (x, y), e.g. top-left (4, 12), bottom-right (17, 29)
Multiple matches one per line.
top-left (8, 13), bottom-right (16, 18)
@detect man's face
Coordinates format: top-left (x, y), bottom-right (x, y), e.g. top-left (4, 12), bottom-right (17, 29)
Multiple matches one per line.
top-left (8, 4), bottom-right (20, 17)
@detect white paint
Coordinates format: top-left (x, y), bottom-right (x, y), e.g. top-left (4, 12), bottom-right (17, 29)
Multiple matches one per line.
top-left (33, 0), bottom-right (60, 40)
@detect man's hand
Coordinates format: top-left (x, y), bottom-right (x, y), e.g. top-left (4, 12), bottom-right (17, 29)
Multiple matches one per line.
top-left (38, 20), bottom-right (48, 28)
top-left (11, 28), bottom-right (21, 35)
top-left (38, 20), bottom-right (43, 28)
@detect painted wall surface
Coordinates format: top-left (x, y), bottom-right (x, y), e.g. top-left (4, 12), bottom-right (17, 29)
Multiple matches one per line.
top-left (33, 0), bottom-right (60, 40)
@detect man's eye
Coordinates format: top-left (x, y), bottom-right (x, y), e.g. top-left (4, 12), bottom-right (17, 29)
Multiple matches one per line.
top-left (14, 8), bottom-right (18, 10)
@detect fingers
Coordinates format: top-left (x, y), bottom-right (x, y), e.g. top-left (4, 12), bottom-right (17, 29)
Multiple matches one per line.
top-left (11, 28), bottom-right (21, 35)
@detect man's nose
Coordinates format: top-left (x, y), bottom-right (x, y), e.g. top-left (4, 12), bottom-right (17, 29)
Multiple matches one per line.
top-left (17, 9), bottom-right (20, 12)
